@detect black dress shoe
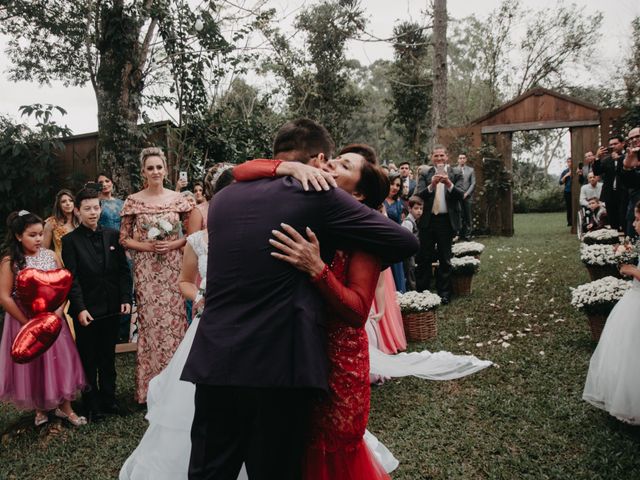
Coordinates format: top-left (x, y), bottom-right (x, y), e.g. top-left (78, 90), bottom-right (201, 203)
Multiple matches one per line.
top-left (87, 409), bottom-right (106, 422)
top-left (101, 402), bottom-right (123, 415)
top-left (440, 296), bottom-right (450, 305)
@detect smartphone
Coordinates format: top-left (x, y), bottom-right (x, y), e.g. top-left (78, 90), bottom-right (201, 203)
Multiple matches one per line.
top-left (179, 171), bottom-right (188, 183)
top-left (578, 162), bottom-right (584, 169)
top-left (436, 164), bottom-right (446, 176)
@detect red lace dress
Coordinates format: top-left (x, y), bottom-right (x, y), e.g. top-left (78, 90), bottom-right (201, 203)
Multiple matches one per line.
top-left (233, 159), bottom-right (390, 480)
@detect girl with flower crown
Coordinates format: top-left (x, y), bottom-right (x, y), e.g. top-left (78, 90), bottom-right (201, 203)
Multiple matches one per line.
top-left (120, 147), bottom-right (192, 403)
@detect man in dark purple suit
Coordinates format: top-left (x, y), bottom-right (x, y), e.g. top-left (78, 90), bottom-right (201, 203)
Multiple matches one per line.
top-left (182, 119), bottom-right (418, 479)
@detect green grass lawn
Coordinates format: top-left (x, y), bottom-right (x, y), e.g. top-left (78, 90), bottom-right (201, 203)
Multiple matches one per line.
top-left (2, 212), bottom-right (639, 479)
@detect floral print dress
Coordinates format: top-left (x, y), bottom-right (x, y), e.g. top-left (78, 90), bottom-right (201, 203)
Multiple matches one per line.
top-left (120, 195), bottom-right (192, 402)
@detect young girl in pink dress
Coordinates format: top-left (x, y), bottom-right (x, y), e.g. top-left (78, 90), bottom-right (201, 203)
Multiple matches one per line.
top-left (0, 211), bottom-right (87, 426)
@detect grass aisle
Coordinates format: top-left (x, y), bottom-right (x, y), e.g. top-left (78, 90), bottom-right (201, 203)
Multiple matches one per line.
top-left (1, 212), bottom-right (639, 479)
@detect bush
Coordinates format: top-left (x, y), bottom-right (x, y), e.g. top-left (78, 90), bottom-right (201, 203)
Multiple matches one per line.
top-left (514, 186), bottom-right (564, 213)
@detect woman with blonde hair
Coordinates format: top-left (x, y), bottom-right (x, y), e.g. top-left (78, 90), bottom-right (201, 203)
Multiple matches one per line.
top-left (120, 147), bottom-right (192, 403)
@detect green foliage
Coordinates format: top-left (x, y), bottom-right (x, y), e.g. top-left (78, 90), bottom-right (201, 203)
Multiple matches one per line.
top-left (0, 105), bottom-right (71, 237)
top-left (260, 0), bottom-right (366, 146)
top-left (387, 21), bottom-right (432, 161)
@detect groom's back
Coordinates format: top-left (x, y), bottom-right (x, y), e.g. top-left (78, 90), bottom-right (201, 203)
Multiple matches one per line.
top-left (182, 176), bottom-right (333, 390)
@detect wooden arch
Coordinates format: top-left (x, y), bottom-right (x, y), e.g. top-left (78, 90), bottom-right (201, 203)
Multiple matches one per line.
top-left (437, 87), bottom-right (624, 236)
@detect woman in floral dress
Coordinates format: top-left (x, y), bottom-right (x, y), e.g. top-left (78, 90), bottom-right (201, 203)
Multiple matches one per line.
top-left (120, 147), bottom-right (192, 403)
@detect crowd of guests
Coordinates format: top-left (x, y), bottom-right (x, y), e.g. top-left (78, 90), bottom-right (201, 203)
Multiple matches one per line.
top-left (560, 126), bottom-right (640, 238)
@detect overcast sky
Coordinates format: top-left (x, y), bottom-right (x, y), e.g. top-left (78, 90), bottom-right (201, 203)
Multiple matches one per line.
top-left (1, 0), bottom-right (638, 141)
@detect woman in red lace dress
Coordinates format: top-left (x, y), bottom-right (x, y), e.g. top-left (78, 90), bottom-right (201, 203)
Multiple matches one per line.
top-left (234, 144), bottom-right (392, 480)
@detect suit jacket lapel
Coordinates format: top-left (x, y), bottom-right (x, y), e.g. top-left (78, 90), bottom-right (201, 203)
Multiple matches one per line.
top-left (101, 229), bottom-right (110, 272)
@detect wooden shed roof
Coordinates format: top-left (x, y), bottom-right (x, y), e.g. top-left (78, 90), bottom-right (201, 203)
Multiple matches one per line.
top-left (470, 88), bottom-right (601, 134)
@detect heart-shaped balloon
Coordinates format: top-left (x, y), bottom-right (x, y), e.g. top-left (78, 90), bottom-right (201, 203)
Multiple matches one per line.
top-left (15, 268), bottom-right (72, 316)
top-left (11, 312), bottom-right (63, 364)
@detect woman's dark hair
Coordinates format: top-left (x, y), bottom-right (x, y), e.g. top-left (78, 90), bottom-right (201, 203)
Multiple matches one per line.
top-left (338, 144), bottom-right (390, 210)
top-left (96, 172), bottom-right (112, 182)
top-left (213, 168), bottom-right (234, 195)
top-left (52, 189), bottom-right (79, 227)
top-left (4, 211), bottom-right (44, 273)
top-left (387, 172), bottom-right (402, 200)
top-left (203, 164), bottom-right (235, 200)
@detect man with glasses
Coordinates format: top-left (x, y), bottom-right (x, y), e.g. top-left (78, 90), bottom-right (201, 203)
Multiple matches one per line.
top-left (593, 135), bottom-right (627, 230)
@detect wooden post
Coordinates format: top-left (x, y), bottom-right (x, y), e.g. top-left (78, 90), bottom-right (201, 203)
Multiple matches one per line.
top-left (570, 126), bottom-right (600, 235)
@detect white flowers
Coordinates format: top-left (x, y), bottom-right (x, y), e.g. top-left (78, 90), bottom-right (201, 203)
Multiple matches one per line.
top-left (147, 227), bottom-right (162, 240)
top-left (452, 241), bottom-right (485, 257)
top-left (145, 216), bottom-right (180, 241)
top-left (580, 244), bottom-right (617, 266)
top-left (396, 290), bottom-right (441, 313)
top-left (582, 228), bottom-right (620, 245)
top-left (451, 255), bottom-right (481, 274)
top-left (570, 276), bottom-right (631, 311)
top-left (157, 218), bottom-right (174, 232)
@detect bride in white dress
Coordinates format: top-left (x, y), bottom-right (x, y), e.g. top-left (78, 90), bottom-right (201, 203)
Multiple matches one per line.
top-left (583, 207), bottom-right (640, 425)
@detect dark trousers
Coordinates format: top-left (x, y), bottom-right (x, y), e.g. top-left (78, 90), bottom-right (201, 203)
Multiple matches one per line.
top-left (603, 191), bottom-right (622, 230)
top-left (189, 385), bottom-right (316, 480)
top-left (459, 197), bottom-right (473, 239)
top-left (416, 214), bottom-right (454, 297)
top-left (564, 191), bottom-right (572, 226)
top-left (74, 314), bottom-right (119, 410)
top-left (403, 256), bottom-right (416, 291)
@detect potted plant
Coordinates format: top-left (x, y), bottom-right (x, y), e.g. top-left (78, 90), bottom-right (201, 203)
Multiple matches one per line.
top-left (450, 256), bottom-right (481, 295)
top-left (580, 244), bottom-right (621, 280)
top-left (570, 276), bottom-right (631, 341)
top-left (581, 228), bottom-right (620, 245)
top-left (452, 241), bottom-right (485, 259)
top-left (396, 291), bottom-right (442, 342)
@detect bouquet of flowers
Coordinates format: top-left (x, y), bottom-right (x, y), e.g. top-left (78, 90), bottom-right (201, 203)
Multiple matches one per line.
top-left (146, 217), bottom-right (181, 241)
top-left (613, 238), bottom-right (639, 266)
top-left (580, 244), bottom-right (617, 266)
top-left (450, 255), bottom-right (481, 275)
top-left (396, 290), bottom-right (441, 313)
top-left (582, 228), bottom-right (620, 245)
top-left (570, 276), bottom-right (631, 315)
top-left (452, 241), bottom-right (485, 258)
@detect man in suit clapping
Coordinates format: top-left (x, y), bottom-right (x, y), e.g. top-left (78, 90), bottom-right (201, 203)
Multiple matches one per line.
top-left (456, 154), bottom-right (476, 241)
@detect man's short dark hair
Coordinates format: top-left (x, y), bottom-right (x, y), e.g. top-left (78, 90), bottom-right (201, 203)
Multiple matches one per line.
top-left (75, 187), bottom-right (100, 207)
top-left (273, 118), bottom-right (335, 163)
top-left (399, 161), bottom-right (411, 168)
top-left (609, 135), bottom-right (624, 143)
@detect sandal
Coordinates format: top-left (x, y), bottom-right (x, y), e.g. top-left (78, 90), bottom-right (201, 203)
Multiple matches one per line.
top-left (34, 411), bottom-right (49, 426)
top-left (54, 408), bottom-right (87, 426)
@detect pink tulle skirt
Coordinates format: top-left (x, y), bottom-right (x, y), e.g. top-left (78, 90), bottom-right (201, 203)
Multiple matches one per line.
top-left (0, 312), bottom-right (86, 410)
top-left (303, 438), bottom-right (391, 480)
top-left (372, 269), bottom-right (407, 354)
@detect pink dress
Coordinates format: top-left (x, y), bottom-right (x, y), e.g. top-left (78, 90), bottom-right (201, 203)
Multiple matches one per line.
top-left (0, 248), bottom-right (86, 410)
top-left (371, 268), bottom-right (407, 354)
top-left (120, 195), bottom-right (192, 402)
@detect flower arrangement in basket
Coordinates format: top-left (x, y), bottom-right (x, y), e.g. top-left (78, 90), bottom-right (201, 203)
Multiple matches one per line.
top-left (581, 228), bottom-right (620, 245)
top-left (570, 276), bottom-right (631, 340)
top-left (450, 256), bottom-right (480, 295)
top-left (452, 241), bottom-right (485, 258)
top-left (580, 244), bottom-right (621, 280)
top-left (396, 291), bottom-right (441, 342)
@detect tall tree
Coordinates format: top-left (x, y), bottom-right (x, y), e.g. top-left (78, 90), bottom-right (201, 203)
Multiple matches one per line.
top-left (260, 0), bottom-right (366, 145)
top-left (429, 0), bottom-right (448, 150)
top-left (387, 22), bottom-right (432, 162)
top-left (0, 0), bottom-right (263, 192)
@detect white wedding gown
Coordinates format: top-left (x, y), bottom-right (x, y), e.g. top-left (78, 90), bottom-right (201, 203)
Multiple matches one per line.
top-left (120, 231), bottom-right (491, 479)
top-left (583, 261), bottom-right (640, 425)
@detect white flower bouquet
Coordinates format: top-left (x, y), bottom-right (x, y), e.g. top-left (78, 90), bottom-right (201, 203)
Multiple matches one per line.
top-left (582, 228), bottom-right (620, 245)
top-left (452, 241), bottom-right (485, 257)
top-left (451, 255), bottom-right (481, 275)
top-left (145, 216), bottom-right (181, 241)
top-left (613, 239), bottom-right (639, 266)
top-left (570, 276), bottom-right (631, 315)
top-left (580, 244), bottom-right (617, 266)
top-left (396, 290), bottom-right (441, 313)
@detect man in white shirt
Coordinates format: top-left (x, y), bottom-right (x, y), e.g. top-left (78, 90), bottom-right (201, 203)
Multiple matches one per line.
top-left (414, 145), bottom-right (465, 303)
top-left (580, 172), bottom-right (603, 208)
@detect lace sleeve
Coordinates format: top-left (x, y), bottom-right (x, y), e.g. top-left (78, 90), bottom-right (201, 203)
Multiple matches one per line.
top-left (186, 231), bottom-right (207, 258)
top-left (312, 251), bottom-right (381, 327)
top-left (233, 159), bottom-right (282, 181)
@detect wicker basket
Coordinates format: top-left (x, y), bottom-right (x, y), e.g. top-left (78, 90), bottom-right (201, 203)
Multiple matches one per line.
top-left (585, 312), bottom-right (608, 341)
top-left (585, 264), bottom-right (620, 281)
top-left (451, 273), bottom-right (473, 296)
top-left (402, 310), bottom-right (437, 342)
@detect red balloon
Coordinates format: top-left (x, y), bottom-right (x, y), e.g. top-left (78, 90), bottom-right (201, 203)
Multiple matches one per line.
top-left (15, 268), bottom-right (72, 316)
top-left (11, 313), bottom-right (63, 364)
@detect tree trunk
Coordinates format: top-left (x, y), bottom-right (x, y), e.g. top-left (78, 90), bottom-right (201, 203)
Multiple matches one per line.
top-left (429, 0), bottom-right (448, 150)
top-left (95, 3), bottom-right (146, 195)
